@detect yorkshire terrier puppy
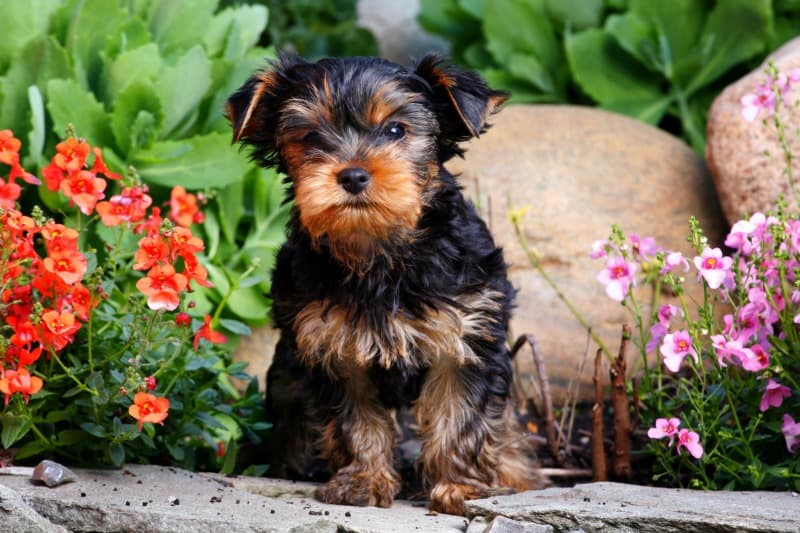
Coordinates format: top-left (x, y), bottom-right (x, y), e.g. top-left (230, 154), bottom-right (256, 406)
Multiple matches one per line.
top-left (226, 53), bottom-right (543, 515)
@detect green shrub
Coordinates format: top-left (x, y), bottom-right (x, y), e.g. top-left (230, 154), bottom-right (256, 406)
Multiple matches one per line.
top-left (419, 0), bottom-right (800, 152)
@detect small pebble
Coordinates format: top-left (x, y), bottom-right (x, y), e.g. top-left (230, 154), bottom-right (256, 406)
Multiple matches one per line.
top-left (169, 496), bottom-right (180, 506)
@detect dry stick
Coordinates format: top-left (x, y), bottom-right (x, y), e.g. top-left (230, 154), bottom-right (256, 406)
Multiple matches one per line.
top-left (610, 324), bottom-right (632, 480)
top-left (512, 334), bottom-right (561, 466)
top-left (591, 347), bottom-right (608, 481)
top-left (632, 377), bottom-right (640, 430)
top-left (564, 334), bottom-right (591, 456)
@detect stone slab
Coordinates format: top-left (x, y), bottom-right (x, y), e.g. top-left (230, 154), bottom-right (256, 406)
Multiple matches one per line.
top-left (466, 482), bottom-right (800, 532)
top-left (0, 465), bottom-right (467, 533)
top-left (0, 482), bottom-right (67, 533)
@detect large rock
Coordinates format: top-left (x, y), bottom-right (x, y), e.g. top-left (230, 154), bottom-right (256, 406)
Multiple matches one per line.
top-left (706, 37), bottom-right (800, 224)
top-left (448, 104), bottom-right (726, 400)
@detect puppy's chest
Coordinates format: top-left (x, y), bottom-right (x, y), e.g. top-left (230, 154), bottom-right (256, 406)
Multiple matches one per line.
top-left (291, 289), bottom-right (503, 370)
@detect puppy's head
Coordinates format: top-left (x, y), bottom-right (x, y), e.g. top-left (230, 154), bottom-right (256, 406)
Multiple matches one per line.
top-left (226, 53), bottom-right (506, 268)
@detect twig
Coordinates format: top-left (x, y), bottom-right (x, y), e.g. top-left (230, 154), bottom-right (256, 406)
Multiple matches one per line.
top-left (512, 334), bottom-right (561, 466)
top-left (562, 332), bottom-right (591, 455)
top-left (539, 467), bottom-right (592, 478)
top-left (632, 377), bottom-right (640, 430)
top-left (610, 325), bottom-right (632, 480)
top-left (591, 348), bottom-right (608, 481)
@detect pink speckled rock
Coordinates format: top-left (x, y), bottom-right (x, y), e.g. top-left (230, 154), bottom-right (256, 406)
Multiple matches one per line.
top-left (706, 37), bottom-right (800, 224)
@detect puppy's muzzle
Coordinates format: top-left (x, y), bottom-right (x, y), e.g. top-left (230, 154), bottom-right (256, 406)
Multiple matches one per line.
top-left (337, 167), bottom-right (371, 195)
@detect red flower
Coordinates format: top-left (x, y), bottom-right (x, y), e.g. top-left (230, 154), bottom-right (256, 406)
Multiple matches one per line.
top-left (0, 367), bottom-right (44, 405)
top-left (144, 376), bottom-right (157, 391)
top-left (39, 310), bottom-right (81, 351)
top-left (193, 314), bottom-right (227, 349)
top-left (182, 254), bottom-right (214, 288)
top-left (41, 223), bottom-right (80, 255)
top-left (0, 130), bottom-right (38, 186)
top-left (128, 392), bottom-right (170, 431)
top-left (42, 249), bottom-right (87, 285)
top-left (0, 178), bottom-right (21, 209)
top-left (96, 186), bottom-right (152, 226)
top-left (133, 235), bottom-right (170, 271)
top-left (175, 312), bottom-right (192, 327)
top-left (168, 186), bottom-right (203, 228)
top-left (169, 227), bottom-right (204, 258)
top-left (42, 137), bottom-right (91, 191)
top-left (90, 147), bottom-right (122, 180)
top-left (135, 264), bottom-right (188, 311)
top-left (60, 169), bottom-right (106, 215)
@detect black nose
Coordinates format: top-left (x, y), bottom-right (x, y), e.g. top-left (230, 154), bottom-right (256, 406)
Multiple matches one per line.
top-left (336, 167), bottom-right (371, 195)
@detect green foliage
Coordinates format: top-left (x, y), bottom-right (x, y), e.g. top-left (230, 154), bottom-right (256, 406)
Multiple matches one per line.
top-left (0, 0), bottom-right (287, 326)
top-left (419, 0), bottom-right (800, 152)
top-left (222, 0), bottom-right (379, 59)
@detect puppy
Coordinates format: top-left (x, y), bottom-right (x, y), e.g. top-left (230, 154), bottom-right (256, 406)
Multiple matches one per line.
top-left (226, 53), bottom-right (543, 515)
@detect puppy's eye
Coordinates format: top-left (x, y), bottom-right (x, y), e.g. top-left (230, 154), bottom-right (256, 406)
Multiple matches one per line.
top-left (301, 131), bottom-right (322, 144)
top-left (383, 122), bottom-right (405, 140)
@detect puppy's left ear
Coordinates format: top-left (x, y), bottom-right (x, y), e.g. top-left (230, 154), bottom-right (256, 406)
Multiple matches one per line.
top-left (414, 53), bottom-right (508, 139)
top-left (226, 72), bottom-right (276, 144)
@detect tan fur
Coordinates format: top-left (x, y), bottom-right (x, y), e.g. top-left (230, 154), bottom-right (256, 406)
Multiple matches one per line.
top-left (293, 290), bottom-right (504, 371)
top-left (315, 366), bottom-right (400, 507)
top-left (414, 357), bottom-right (542, 515)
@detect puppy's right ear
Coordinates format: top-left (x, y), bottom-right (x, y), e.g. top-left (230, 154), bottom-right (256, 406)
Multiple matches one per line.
top-left (225, 54), bottom-right (301, 163)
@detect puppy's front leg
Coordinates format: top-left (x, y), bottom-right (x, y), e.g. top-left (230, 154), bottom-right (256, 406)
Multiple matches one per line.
top-left (415, 357), bottom-right (536, 515)
top-left (314, 367), bottom-right (401, 508)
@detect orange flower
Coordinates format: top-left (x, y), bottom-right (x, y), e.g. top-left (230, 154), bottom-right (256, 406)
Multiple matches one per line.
top-left (170, 227), bottom-right (204, 257)
top-left (193, 314), bottom-right (227, 349)
top-left (128, 392), bottom-right (170, 431)
top-left (39, 310), bottom-right (81, 351)
top-left (135, 264), bottom-right (188, 311)
top-left (96, 186), bottom-right (152, 227)
top-left (41, 223), bottom-right (80, 255)
top-left (42, 249), bottom-right (87, 285)
top-left (42, 137), bottom-right (91, 191)
top-left (0, 130), bottom-right (38, 185)
top-left (0, 367), bottom-right (43, 405)
top-left (168, 186), bottom-right (202, 227)
top-left (60, 169), bottom-right (106, 215)
top-left (0, 178), bottom-right (21, 209)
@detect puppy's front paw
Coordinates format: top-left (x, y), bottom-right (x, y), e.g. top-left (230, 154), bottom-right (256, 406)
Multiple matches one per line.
top-left (314, 466), bottom-right (400, 508)
top-left (428, 482), bottom-right (485, 516)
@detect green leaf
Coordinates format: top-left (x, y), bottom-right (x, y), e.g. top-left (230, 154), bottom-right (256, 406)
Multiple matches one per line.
top-left (46, 78), bottom-right (115, 149)
top-left (111, 80), bottom-right (163, 153)
top-left (100, 43), bottom-right (162, 102)
top-left (685, 0), bottom-right (771, 93)
top-left (215, 178), bottom-right (246, 246)
top-left (79, 422), bottom-right (106, 438)
top-left (546, 0), bottom-right (604, 30)
top-left (203, 207), bottom-right (222, 259)
top-left (483, 0), bottom-right (563, 97)
top-left (204, 5), bottom-right (268, 60)
top-left (154, 45), bottom-right (212, 138)
top-left (1, 414), bottom-right (32, 449)
top-left (26, 85), bottom-right (46, 166)
top-left (103, 17), bottom-right (152, 60)
top-left (132, 132), bottom-right (250, 188)
top-left (63, 0), bottom-right (129, 89)
top-left (146, 0), bottom-right (218, 59)
top-left (109, 441), bottom-right (125, 466)
top-left (566, 29), bottom-right (668, 123)
top-left (219, 318), bottom-right (252, 336)
top-left (0, 0), bottom-right (61, 70)
top-left (0, 36), bottom-right (71, 146)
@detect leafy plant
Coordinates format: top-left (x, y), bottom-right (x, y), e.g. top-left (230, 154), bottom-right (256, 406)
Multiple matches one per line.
top-left (419, 0), bottom-right (800, 152)
top-left (0, 0), bottom-right (288, 327)
top-left (0, 131), bottom-right (267, 470)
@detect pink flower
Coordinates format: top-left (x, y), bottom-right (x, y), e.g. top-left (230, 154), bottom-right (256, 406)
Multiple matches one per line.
top-left (647, 417), bottom-right (681, 445)
top-left (660, 251), bottom-right (689, 274)
top-left (657, 304), bottom-right (679, 326)
top-left (589, 239), bottom-right (608, 259)
top-left (646, 322), bottom-right (668, 354)
top-left (739, 344), bottom-right (770, 372)
top-left (711, 334), bottom-right (748, 368)
top-left (693, 247), bottom-right (734, 290)
top-left (782, 414), bottom-right (800, 453)
top-left (760, 380), bottom-right (791, 412)
top-left (741, 85), bottom-right (776, 122)
top-left (676, 429), bottom-right (704, 459)
top-left (660, 330), bottom-right (699, 372)
top-left (597, 256), bottom-right (636, 302)
top-left (629, 233), bottom-right (660, 260)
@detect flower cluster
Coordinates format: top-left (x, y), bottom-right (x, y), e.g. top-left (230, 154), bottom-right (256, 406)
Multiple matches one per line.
top-left (740, 68), bottom-right (800, 123)
top-left (647, 417), bottom-right (703, 459)
top-left (0, 132), bottom-right (228, 432)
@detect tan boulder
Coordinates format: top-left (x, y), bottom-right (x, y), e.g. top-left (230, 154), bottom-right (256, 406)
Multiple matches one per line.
top-left (706, 37), bottom-right (800, 224)
top-left (234, 104), bottom-right (727, 402)
top-left (449, 104), bottom-right (727, 401)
